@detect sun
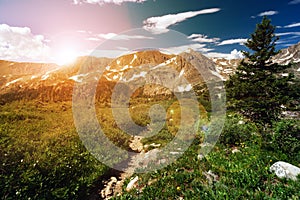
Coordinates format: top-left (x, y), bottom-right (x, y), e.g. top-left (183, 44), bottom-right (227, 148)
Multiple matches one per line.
top-left (54, 48), bottom-right (79, 65)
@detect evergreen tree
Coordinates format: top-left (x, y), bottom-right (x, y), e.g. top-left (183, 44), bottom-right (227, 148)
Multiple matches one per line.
top-left (226, 16), bottom-right (294, 125)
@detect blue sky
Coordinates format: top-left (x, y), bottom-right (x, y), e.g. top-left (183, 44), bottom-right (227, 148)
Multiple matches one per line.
top-left (0, 0), bottom-right (300, 63)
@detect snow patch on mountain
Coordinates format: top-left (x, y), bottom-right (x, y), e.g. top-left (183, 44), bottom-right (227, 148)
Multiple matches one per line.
top-left (294, 58), bottom-right (300, 63)
top-left (210, 70), bottom-right (226, 81)
top-left (69, 74), bottom-right (84, 83)
top-left (219, 61), bottom-right (228, 66)
top-left (41, 74), bottom-right (50, 80)
top-left (177, 84), bottom-right (192, 92)
top-left (123, 71), bottom-right (147, 82)
top-left (152, 57), bottom-right (176, 70)
top-left (119, 65), bottom-right (133, 71)
top-left (113, 74), bottom-right (119, 80)
top-left (179, 69), bottom-right (185, 77)
top-left (5, 78), bottom-right (23, 87)
top-left (130, 54), bottom-right (137, 64)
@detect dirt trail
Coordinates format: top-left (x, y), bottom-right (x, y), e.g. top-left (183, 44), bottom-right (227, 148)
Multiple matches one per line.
top-left (87, 135), bottom-right (161, 200)
top-left (100, 136), bottom-right (145, 199)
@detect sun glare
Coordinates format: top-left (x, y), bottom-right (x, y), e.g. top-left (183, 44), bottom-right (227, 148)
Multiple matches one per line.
top-left (54, 48), bottom-right (79, 66)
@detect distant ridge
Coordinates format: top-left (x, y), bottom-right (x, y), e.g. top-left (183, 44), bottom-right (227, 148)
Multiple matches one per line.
top-left (0, 42), bottom-right (299, 104)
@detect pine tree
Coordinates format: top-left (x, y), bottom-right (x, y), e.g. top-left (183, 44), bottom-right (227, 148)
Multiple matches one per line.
top-left (226, 16), bottom-right (294, 125)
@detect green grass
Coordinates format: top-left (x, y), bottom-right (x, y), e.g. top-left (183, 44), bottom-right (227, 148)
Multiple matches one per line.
top-left (114, 143), bottom-right (300, 200)
top-left (1, 100), bottom-right (299, 199)
top-left (113, 114), bottom-right (300, 200)
top-left (0, 101), bottom-right (108, 199)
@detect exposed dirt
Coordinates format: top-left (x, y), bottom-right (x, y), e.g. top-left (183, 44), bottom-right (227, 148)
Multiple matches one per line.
top-left (87, 136), bottom-right (145, 200)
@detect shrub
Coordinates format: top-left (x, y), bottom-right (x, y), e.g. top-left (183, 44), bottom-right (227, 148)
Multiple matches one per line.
top-left (218, 114), bottom-right (259, 147)
top-left (271, 119), bottom-right (300, 160)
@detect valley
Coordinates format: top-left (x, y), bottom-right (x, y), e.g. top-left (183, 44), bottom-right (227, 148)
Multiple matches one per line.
top-left (1, 43), bottom-right (300, 199)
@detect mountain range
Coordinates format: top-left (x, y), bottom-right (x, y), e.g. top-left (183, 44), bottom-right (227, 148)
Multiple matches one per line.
top-left (0, 42), bottom-right (299, 104)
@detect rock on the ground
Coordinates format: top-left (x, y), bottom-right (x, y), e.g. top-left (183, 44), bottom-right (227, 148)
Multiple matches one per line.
top-left (197, 154), bottom-right (204, 160)
top-left (203, 170), bottom-right (219, 184)
top-left (270, 161), bottom-right (300, 181)
top-left (129, 136), bottom-right (144, 152)
top-left (150, 143), bottom-right (161, 148)
top-left (231, 148), bottom-right (241, 154)
top-left (101, 177), bottom-right (118, 199)
top-left (126, 176), bottom-right (139, 192)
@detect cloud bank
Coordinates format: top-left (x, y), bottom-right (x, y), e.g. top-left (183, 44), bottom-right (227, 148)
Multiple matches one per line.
top-left (205, 49), bottom-right (244, 59)
top-left (0, 24), bottom-right (50, 62)
top-left (143, 8), bottom-right (220, 34)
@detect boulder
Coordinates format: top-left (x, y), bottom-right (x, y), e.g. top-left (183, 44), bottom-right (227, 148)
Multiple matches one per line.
top-left (270, 161), bottom-right (300, 181)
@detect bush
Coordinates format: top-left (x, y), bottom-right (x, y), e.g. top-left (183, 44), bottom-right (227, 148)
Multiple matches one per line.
top-left (218, 114), bottom-right (259, 147)
top-left (271, 119), bottom-right (300, 159)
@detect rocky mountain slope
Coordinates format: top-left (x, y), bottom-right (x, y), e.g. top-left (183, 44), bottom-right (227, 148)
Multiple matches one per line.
top-left (212, 42), bottom-right (300, 79)
top-left (0, 50), bottom-right (219, 104)
top-left (273, 42), bottom-right (300, 66)
top-left (211, 58), bottom-right (240, 80)
top-left (0, 42), bottom-right (299, 104)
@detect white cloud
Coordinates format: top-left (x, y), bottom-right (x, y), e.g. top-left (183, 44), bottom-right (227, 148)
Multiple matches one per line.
top-left (284, 22), bottom-right (300, 28)
top-left (276, 32), bottom-right (300, 36)
top-left (162, 43), bottom-right (213, 55)
top-left (143, 8), bottom-right (220, 34)
top-left (87, 37), bottom-right (101, 41)
top-left (188, 34), bottom-right (220, 43)
top-left (205, 49), bottom-right (244, 60)
top-left (218, 38), bottom-right (247, 46)
top-left (0, 24), bottom-right (50, 62)
top-left (258, 10), bottom-right (279, 17)
top-left (116, 46), bottom-right (129, 51)
top-left (97, 33), bottom-right (153, 40)
top-left (289, 0), bottom-right (300, 4)
top-left (252, 10), bottom-right (279, 18)
top-left (229, 49), bottom-right (244, 59)
top-left (77, 30), bottom-right (92, 34)
top-left (73, 0), bottom-right (146, 5)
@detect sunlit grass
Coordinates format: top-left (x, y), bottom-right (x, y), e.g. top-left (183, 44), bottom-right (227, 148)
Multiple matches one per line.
top-left (1, 99), bottom-right (299, 199)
